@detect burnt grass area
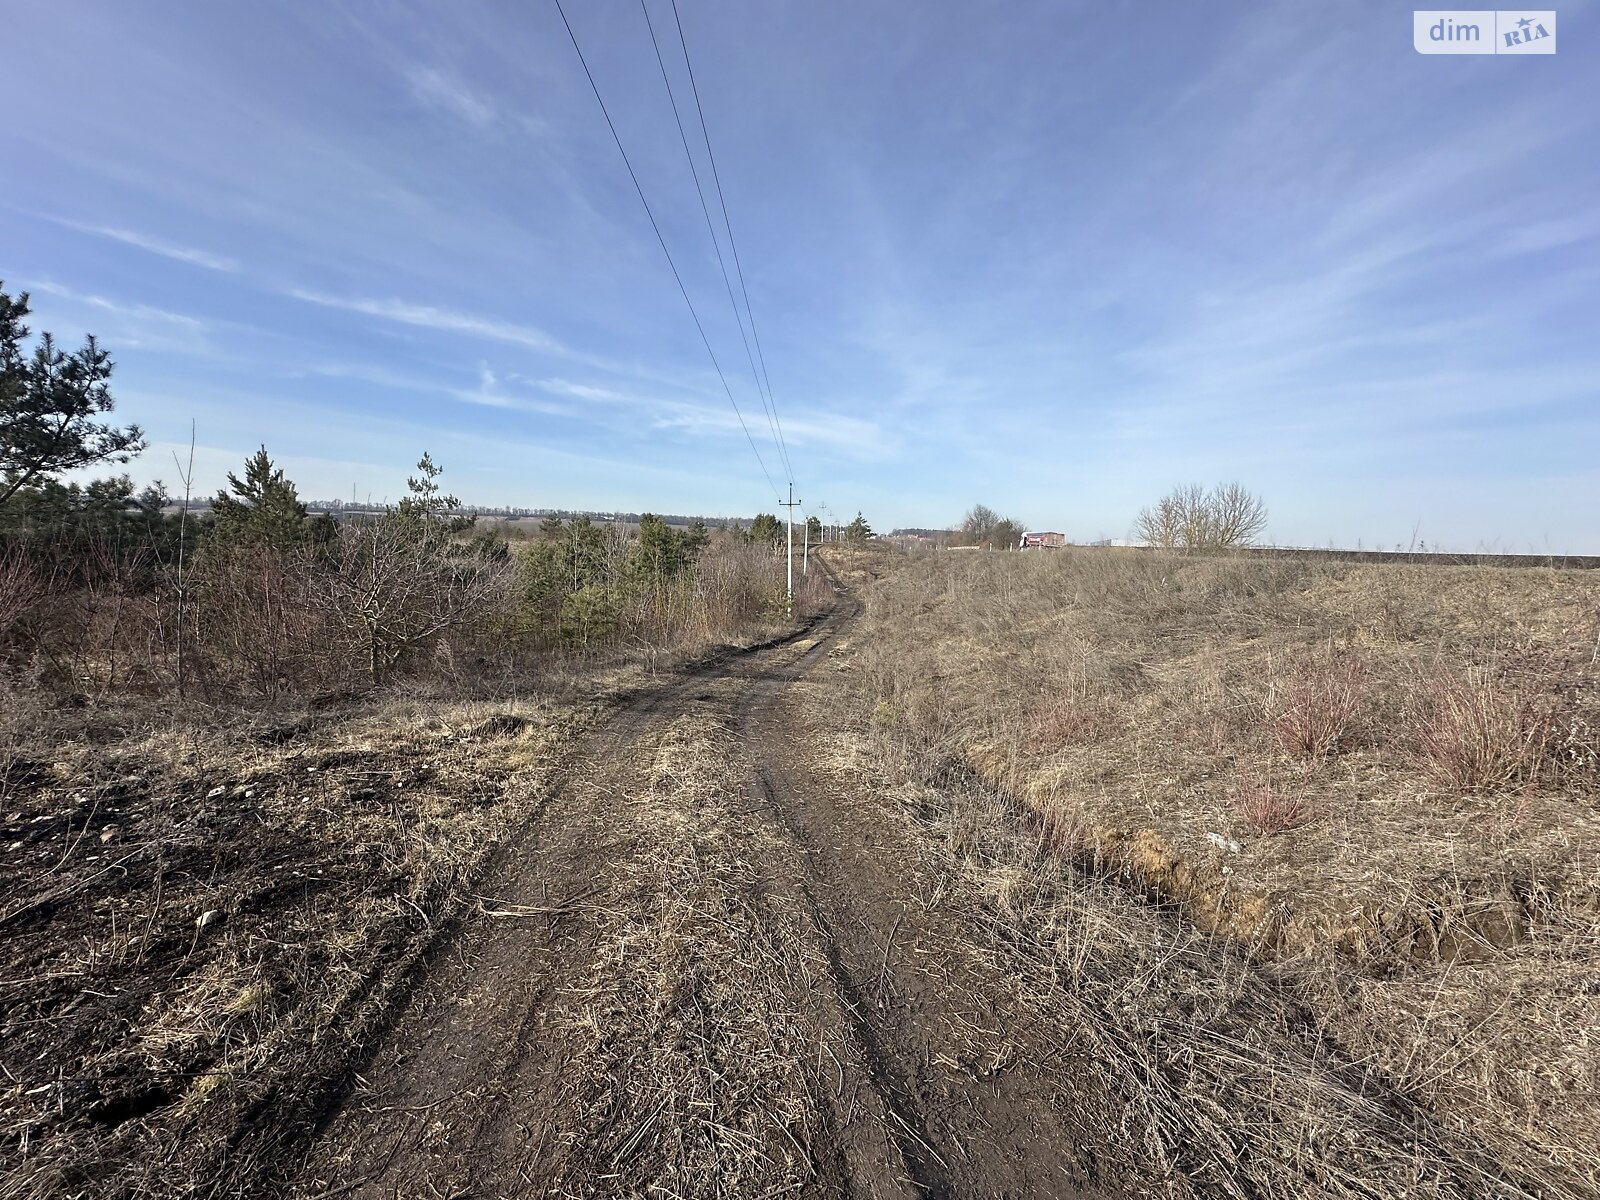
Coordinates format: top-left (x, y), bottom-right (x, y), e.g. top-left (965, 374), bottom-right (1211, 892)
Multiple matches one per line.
top-left (0, 700), bottom-right (580, 1200)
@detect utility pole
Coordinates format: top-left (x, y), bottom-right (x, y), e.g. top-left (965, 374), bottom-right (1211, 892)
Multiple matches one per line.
top-left (802, 513), bottom-right (810, 575)
top-left (782, 482), bottom-right (802, 618)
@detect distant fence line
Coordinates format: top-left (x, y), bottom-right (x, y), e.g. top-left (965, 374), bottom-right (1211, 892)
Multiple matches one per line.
top-left (1230, 545), bottom-right (1600, 570)
top-left (902, 539), bottom-right (1600, 571)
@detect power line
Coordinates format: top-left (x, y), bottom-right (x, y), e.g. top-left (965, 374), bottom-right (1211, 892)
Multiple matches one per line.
top-left (668, 0), bottom-right (795, 485)
top-left (637, 0), bottom-right (789, 487)
top-left (551, 0), bottom-right (782, 505)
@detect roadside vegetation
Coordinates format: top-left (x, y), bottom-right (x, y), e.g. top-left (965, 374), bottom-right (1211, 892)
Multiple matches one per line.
top-left (0, 285), bottom-right (832, 1198)
top-left (842, 543), bottom-right (1599, 1196)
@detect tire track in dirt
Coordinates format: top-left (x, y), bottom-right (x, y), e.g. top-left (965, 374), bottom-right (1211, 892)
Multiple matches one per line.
top-left (288, 591), bottom-right (1132, 1198)
top-left (285, 623), bottom-right (839, 1199)
top-left (733, 598), bottom-right (1130, 1199)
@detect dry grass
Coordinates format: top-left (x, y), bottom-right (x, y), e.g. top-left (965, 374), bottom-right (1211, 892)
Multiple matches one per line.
top-left (849, 546), bottom-right (1600, 1197)
top-left (0, 688), bottom-right (587, 1200)
top-left (545, 712), bottom-right (825, 1195)
top-left (815, 721), bottom-right (1565, 1198)
top-left (1413, 663), bottom-right (1565, 791)
top-left (0, 532), bottom-right (819, 1199)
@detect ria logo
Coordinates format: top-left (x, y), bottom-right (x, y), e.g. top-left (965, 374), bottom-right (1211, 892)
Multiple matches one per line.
top-left (1501, 12), bottom-right (1553, 46)
top-left (1414, 10), bottom-right (1556, 53)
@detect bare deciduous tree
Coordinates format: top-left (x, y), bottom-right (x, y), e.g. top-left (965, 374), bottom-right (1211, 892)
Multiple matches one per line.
top-left (1136, 483), bottom-right (1266, 551)
top-left (324, 522), bottom-right (508, 684)
top-left (1134, 493), bottom-right (1183, 550)
top-left (959, 503), bottom-right (1026, 549)
top-left (960, 504), bottom-right (1001, 544)
top-left (1208, 481), bottom-right (1268, 548)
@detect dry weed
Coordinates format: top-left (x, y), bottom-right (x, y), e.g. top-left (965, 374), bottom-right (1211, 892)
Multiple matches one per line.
top-left (1272, 650), bottom-right (1366, 756)
top-left (1413, 664), bottom-right (1561, 792)
top-left (860, 738), bottom-right (1560, 1199)
top-left (0, 691), bottom-right (579, 1199)
top-left (547, 713), bottom-right (822, 1195)
top-left (849, 547), bottom-right (1600, 1197)
top-left (1231, 777), bottom-right (1317, 835)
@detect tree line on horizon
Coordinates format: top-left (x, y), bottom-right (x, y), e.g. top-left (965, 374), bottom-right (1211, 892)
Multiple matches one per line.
top-left (917, 490), bottom-right (1268, 552)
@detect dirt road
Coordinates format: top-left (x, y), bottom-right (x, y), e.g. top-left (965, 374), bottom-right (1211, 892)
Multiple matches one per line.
top-left (288, 589), bottom-right (1136, 1199)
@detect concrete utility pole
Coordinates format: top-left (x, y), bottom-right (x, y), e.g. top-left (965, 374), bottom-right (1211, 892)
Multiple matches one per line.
top-left (802, 513), bottom-right (810, 575)
top-left (782, 482), bottom-right (802, 618)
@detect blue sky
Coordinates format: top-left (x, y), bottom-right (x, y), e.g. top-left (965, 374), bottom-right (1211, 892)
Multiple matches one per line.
top-left (3, 1), bottom-right (1597, 550)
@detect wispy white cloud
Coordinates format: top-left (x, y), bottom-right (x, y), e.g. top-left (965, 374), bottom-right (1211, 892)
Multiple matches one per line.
top-left (303, 361), bottom-right (444, 392)
top-left (303, 359), bottom-right (572, 416)
top-left (651, 402), bottom-right (887, 460)
top-left (24, 279), bottom-right (208, 354)
top-left (288, 289), bottom-right (565, 353)
top-left (536, 378), bottom-right (631, 404)
top-left (1492, 215), bottom-right (1600, 257)
top-left (405, 66), bottom-right (496, 128)
top-left (48, 219), bottom-right (238, 272)
top-left (532, 376), bottom-right (887, 459)
top-left (28, 280), bottom-right (202, 329)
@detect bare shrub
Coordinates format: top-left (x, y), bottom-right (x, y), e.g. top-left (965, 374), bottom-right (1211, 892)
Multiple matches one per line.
top-left (1273, 651), bottom-right (1366, 756)
top-left (1135, 481), bottom-right (1266, 550)
top-left (188, 541), bottom-right (335, 697)
top-left (1232, 777), bottom-right (1316, 834)
top-left (0, 541), bottom-right (50, 647)
top-left (323, 521), bottom-right (511, 684)
top-left (37, 537), bottom-right (164, 694)
top-left (675, 536), bottom-right (784, 643)
top-left (791, 559), bottom-right (833, 616)
top-left (1412, 665), bottom-right (1559, 792)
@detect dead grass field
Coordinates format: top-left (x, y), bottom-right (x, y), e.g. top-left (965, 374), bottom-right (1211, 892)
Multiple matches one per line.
top-left (845, 545), bottom-right (1600, 1197)
top-left (7, 545), bottom-right (1597, 1198)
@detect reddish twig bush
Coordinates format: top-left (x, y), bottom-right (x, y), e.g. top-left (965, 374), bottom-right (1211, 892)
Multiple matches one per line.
top-left (1273, 652), bottom-right (1365, 757)
top-left (1412, 665), bottom-right (1559, 792)
top-left (1232, 778), bottom-right (1316, 835)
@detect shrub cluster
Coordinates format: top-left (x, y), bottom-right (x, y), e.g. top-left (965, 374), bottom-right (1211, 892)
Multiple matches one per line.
top-left (0, 453), bottom-right (803, 705)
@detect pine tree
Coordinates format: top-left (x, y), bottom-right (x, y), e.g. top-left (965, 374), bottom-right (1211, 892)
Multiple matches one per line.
top-left (1, 283), bottom-right (144, 507)
top-left (395, 451), bottom-right (469, 540)
top-left (749, 513), bottom-right (782, 547)
top-left (844, 512), bottom-right (873, 544)
top-left (210, 446), bottom-right (308, 551)
top-left (635, 513), bottom-right (683, 585)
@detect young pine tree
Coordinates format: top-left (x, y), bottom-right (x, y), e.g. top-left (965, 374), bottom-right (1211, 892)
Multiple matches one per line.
top-left (395, 451), bottom-right (469, 538)
top-left (211, 446), bottom-right (309, 551)
top-left (749, 513), bottom-right (782, 548)
top-left (845, 512), bottom-right (874, 544)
